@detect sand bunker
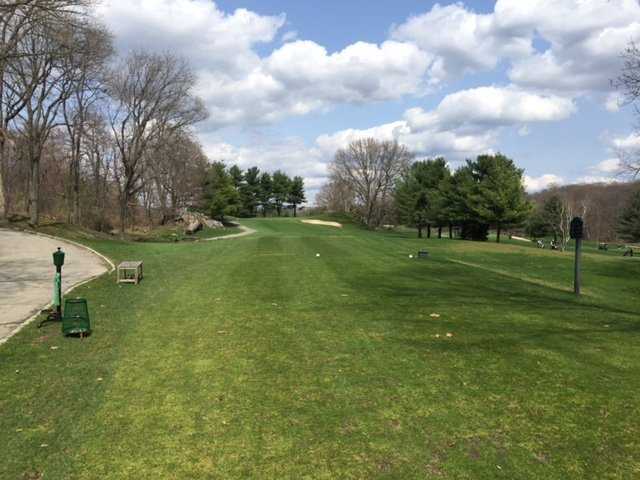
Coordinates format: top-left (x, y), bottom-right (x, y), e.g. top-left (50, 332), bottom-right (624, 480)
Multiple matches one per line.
top-left (301, 220), bottom-right (343, 228)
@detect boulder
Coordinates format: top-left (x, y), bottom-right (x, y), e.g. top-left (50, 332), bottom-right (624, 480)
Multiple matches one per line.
top-left (204, 219), bottom-right (224, 229)
top-left (177, 210), bottom-right (223, 230)
top-left (186, 220), bottom-right (202, 234)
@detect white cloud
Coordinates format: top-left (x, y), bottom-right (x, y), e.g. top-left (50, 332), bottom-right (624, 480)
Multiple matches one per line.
top-left (97, 0), bottom-right (285, 76)
top-left (592, 158), bottom-right (622, 174)
top-left (610, 132), bottom-right (640, 151)
top-left (192, 39), bottom-right (429, 128)
top-left (605, 92), bottom-right (624, 112)
top-left (391, 3), bottom-right (532, 84)
top-left (95, 0), bottom-right (640, 132)
top-left (518, 125), bottom-right (530, 137)
top-left (316, 116), bottom-right (493, 163)
top-left (575, 134), bottom-right (633, 185)
top-left (524, 174), bottom-right (564, 192)
top-left (281, 30), bottom-right (298, 43)
top-left (404, 86), bottom-right (575, 131)
top-left (575, 175), bottom-right (619, 184)
top-left (264, 39), bottom-right (430, 103)
top-left (501, 0), bottom-right (640, 92)
top-left (319, 86), bottom-right (574, 161)
top-left (97, 0), bottom-right (430, 129)
top-left (392, 0), bottom-right (640, 93)
top-left (574, 158), bottom-right (623, 186)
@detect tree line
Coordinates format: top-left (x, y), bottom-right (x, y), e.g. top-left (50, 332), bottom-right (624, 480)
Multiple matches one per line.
top-left (318, 138), bottom-right (640, 244)
top-left (318, 138), bottom-right (530, 242)
top-left (0, 0), bottom-right (214, 234)
top-left (202, 163), bottom-right (306, 221)
top-left (527, 182), bottom-right (640, 245)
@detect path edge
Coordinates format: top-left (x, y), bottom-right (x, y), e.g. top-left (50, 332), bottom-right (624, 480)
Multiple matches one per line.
top-left (201, 225), bottom-right (256, 242)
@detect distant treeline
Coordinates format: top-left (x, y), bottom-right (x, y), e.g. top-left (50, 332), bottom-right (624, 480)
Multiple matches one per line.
top-left (317, 138), bottom-right (640, 244)
top-left (202, 163), bottom-right (306, 221)
top-left (318, 138), bottom-right (529, 242)
top-left (528, 181), bottom-right (640, 243)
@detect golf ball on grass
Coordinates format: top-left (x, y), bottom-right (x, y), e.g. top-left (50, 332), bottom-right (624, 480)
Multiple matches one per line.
top-left (409, 254), bottom-right (414, 259)
top-left (316, 253), bottom-right (321, 257)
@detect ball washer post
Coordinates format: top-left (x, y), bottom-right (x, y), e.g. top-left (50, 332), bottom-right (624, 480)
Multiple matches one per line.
top-left (39, 247), bottom-right (65, 328)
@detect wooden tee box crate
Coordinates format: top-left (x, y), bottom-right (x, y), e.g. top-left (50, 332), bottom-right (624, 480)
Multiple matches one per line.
top-left (117, 261), bottom-right (144, 285)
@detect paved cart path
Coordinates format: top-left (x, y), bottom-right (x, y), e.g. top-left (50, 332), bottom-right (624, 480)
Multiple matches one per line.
top-left (203, 225), bottom-right (256, 241)
top-left (0, 229), bottom-right (109, 344)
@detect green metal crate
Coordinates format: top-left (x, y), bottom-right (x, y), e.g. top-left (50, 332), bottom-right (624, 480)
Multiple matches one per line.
top-left (62, 298), bottom-right (91, 337)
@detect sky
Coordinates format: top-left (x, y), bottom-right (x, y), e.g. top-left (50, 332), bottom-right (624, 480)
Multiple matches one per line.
top-left (94, 0), bottom-right (640, 201)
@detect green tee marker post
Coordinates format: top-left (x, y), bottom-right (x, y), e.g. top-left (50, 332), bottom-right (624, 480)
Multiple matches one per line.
top-left (570, 217), bottom-right (584, 296)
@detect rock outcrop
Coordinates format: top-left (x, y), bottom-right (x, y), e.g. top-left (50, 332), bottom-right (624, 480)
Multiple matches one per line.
top-left (177, 210), bottom-right (223, 234)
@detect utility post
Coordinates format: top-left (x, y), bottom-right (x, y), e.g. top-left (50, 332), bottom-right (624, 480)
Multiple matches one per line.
top-left (570, 217), bottom-right (584, 296)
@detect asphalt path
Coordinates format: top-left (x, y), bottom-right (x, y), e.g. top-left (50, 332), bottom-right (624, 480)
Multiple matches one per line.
top-left (0, 229), bottom-right (109, 344)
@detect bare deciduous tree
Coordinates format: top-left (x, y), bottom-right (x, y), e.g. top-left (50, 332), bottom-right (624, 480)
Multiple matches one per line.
top-left (329, 138), bottom-right (412, 228)
top-left (6, 16), bottom-right (77, 224)
top-left (147, 131), bottom-right (208, 223)
top-left (61, 22), bottom-right (112, 224)
top-left (316, 172), bottom-right (355, 214)
top-left (614, 41), bottom-right (640, 177)
top-left (106, 51), bottom-right (208, 234)
top-left (0, 0), bottom-right (91, 219)
top-left (81, 111), bottom-right (114, 230)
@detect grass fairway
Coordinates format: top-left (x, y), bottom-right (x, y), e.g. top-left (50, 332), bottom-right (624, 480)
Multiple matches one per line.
top-left (1, 218), bottom-right (639, 479)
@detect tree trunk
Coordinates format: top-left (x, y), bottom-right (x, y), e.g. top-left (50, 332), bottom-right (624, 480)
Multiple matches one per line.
top-left (293, 204), bottom-right (297, 217)
top-left (73, 160), bottom-right (80, 224)
top-left (0, 138), bottom-right (6, 220)
top-left (71, 133), bottom-right (82, 224)
top-left (496, 224), bottom-right (502, 243)
top-left (29, 152), bottom-right (40, 225)
top-left (157, 182), bottom-right (168, 223)
top-left (427, 224), bottom-right (431, 239)
top-left (438, 226), bottom-right (442, 239)
top-left (449, 223), bottom-right (453, 239)
top-left (119, 192), bottom-right (128, 237)
top-left (418, 226), bottom-right (423, 239)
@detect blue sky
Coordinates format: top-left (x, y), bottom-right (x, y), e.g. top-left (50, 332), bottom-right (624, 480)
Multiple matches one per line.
top-left (97, 0), bottom-right (640, 198)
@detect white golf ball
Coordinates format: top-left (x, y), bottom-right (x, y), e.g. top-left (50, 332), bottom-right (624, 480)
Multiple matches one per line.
top-left (316, 253), bottom-right (321, 257)
top-left (409, 255), bottom-right (414, 259)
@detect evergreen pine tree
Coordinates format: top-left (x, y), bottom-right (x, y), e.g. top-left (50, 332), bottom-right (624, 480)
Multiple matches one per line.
top-left (258, 172), bottom-right (273, 217)
top-left (468, 154), bottom-right (531, 243)
top-left (287, 176), bottom-right (306, 217)
top-left (272, 171), bottom-right (291, 217)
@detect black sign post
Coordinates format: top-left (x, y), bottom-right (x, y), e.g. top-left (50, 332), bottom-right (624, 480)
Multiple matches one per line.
top-left (570, 217), bottom-right (584, 296)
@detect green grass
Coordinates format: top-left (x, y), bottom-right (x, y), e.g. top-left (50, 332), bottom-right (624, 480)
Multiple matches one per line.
top-left (1, 218), bottom-right (639, 479)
